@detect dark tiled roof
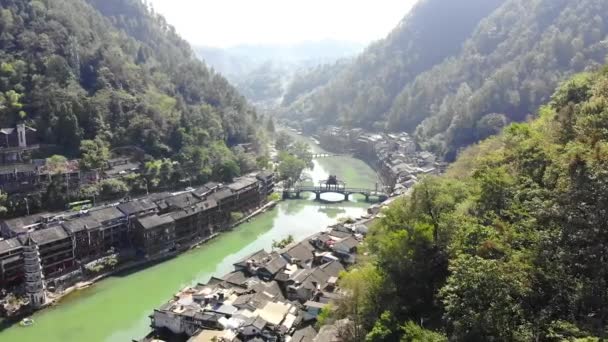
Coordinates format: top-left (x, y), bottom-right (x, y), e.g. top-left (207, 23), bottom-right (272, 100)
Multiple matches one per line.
top-left (136, 215), bottom-right (174, 230)
top-left (283, 243), bottom-right (314, 262)
top-left (170, 207), bottom-right (199, 221)
top-left (334, 237), bottom-right (358, 251)
top-left (89, 207), bottom-right (125, 223)
top-left (319, 260), bottom-right (345, 278)
top-left (233, 249), bottom-right (269, 268)
top-left (260, 256), bottom-right (288, 275)
top-left (2, 214), bottom-right (44, 235)
top-left (228, 177), bottom-right (258, 192)
top-left (249, 280), bottom-right (284, 300)
top-left (222, 271), bottom-right (248, 286)
top-left (62, 216), bottom-right (101, 234)
top-left (328, 230), bottom-right (352, 239)
top-left (164, 193), bottom-right (201, 209)
top-left (25, 226), bottom-right (69, 245)
top-left (243, 316), bottom-right (267, 330)
top-left (198, 198), bottom-right (218, 211)
top-left (0, 237), bottom-right (22, 254)
top-left (117, 199), bottom-right (157, 216)
top-left (203, 182), bottom-right (220, 190)
top-left (291, 326), bottom-right (317, 342)
top-left (233, 292), bottom-right (270, 310)
top-left (256, 171), bottom-right (274, 180)
top-left (211, 188), bottom-right (235, 202)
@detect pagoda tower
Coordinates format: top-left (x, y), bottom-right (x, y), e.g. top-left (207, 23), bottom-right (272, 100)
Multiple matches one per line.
top-left (22, 235), bottom-right (46, 308)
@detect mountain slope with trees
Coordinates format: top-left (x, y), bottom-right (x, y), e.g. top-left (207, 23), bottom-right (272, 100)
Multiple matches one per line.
top-left (394, 0), bottom-right (608, 160)
top-left (328, 68), bottom-right (608, 341)
top-left (282, 0), bottom-right (506, 130)
top-left (0, 0), bottom-right (258, 164)
top-left (283, 0), bottom-right (608, 161)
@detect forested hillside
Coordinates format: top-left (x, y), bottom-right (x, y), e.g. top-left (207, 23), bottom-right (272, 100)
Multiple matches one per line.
top-left (329, 69), bottom-right (608, 341)
top-left (284, 0), bottom-right (608, 161)
top-left (282, 0), bottom-right (505, 131)
top-left (0, 0), bottom-right (257, 162)
top-left (396, 0), bottom-right (608, 160)
top-left (281, 60), bottom-right (350, 107)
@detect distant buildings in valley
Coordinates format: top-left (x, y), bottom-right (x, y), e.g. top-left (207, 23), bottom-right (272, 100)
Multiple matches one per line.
top-left (317, 126), bottom-right (446, 194)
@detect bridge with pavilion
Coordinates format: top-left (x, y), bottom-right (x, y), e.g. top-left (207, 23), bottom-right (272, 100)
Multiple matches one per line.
top-left (282, 175), bottom-right (389, 203)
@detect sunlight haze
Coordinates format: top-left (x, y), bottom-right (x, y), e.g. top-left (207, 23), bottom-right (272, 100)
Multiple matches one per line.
top-left (147, 0), bottom-right (418, 47)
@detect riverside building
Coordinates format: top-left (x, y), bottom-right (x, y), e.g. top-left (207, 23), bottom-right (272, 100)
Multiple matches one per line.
top-left (0, 172), bottom-right (276, 300)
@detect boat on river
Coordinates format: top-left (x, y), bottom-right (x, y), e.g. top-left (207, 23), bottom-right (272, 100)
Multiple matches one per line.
top-left (20, 317), bottom-right (34, 327)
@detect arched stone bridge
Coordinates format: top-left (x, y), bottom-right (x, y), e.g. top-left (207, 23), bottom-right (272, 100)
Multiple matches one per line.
top-left (282, 185), bottom-right (389, 203)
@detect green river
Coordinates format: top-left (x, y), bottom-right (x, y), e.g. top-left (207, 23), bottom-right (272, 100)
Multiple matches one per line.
top-left (0, 135), bottom-right (380, 342)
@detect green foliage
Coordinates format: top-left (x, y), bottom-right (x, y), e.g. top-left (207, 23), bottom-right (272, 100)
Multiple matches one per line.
top-left (316, 303), bottom-right (333, 328)
top-left (365, 311), bottom-right (399, 342)
top-left (400, 322), bottom-right (447, 342)
top-left (99, 178), bottom-right (129, 199)
top-left (45, 155), bottom-right (68, 174)
top-left (79, 138), bottom-right (110, 170)
top-left (266, 192), bottom-right (281, 202)
top-left (335, 69), bottom-right (608, 340)
top-left (277, 153), bottom-right (306, 187)
top-left (272, 234), bottom-right (294, 249)
top-left (283, 0), bottom-right (608, 160)
top-left (275, 131), bottom-right (293, 151)
top-left (334, 264), bottom-right (386, 339)
top-left (266, 117), bottom-right (275, 135)
top-left (0, 0), bottom-right (259, 159)
top-left (0, 191), bottom-right (7, 215)
top-left (230, 211), bottom-right (244, 223)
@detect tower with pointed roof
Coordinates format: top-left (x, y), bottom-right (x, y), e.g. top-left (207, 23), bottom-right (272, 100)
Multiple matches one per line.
top-left (22, 234), bottom-right (46, 308)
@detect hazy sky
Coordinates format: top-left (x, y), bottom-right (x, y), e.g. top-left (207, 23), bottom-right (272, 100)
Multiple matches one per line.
top-left (147, 0), bottom-right (418, 48)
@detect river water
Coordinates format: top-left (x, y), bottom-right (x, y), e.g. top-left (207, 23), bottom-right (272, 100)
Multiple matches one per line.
top-left (0, 135), bottom-right (380, 342)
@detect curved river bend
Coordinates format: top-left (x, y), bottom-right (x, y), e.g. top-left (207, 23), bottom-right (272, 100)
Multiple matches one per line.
top-left (0, 136), bottom-right (380, 342)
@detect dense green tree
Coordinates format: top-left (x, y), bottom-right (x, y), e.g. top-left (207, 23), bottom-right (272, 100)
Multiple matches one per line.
top-left (275, 131), bottom-right (293, 151)
top-left (0, 0), bottom-right (260, 162)
top-left (79, 138), bottom-right (110, 170)
top-left (400, 322), bottom-right (447, 342)
top-left (277, 153), bottom-right (306, 187)
top-left (99, 178), bottom-right (129, 199)
top-left (330, 69), bottom-right (608, 340)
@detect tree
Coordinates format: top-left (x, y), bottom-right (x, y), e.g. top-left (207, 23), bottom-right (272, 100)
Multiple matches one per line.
top-left (266, 117), bottom-right (275, 135)
top-left (45, 155), bottom-right (68, 174)
top-left (290, 142), bottom-right (314, 168)
top-left (99, 178), bottom-right (129, 199)
top-left (272, 234), bottom-right (294, 249)
top-left (230, 211), bottom-right (244, 223)
top-left (400, 322), bottom-right (447, 342)
top-left (365, 311), bottom-right (399, 342)
top-left (336, 264), bottom-right (386, 341)
top-left (0, 191), bottom-right (7, 215)
top-left (275, 131), bottom-right (293, 151)
top-left (277, 153), bottom-right (306, 187)
top-left (79, 138), bottom-right (110, 170)
top-left (440, 255), bottom-right (530, 341)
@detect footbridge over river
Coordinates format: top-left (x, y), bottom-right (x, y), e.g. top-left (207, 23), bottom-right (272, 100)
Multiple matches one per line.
top-left (282, 175), bottom-right (388, 203)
